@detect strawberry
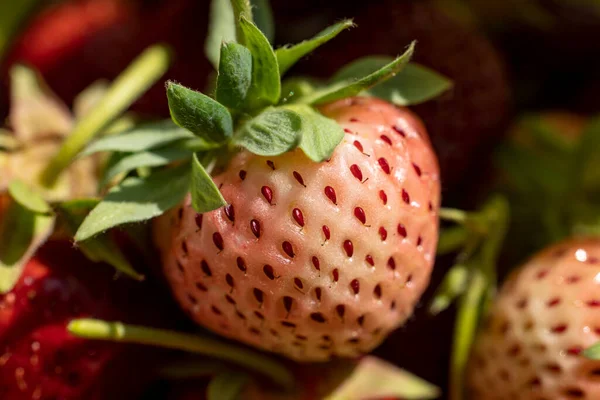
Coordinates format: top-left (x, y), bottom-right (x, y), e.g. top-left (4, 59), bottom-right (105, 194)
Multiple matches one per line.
top-left (0, 240), bottom-right (160, 400)
top-left (277, 0), bottom-right (511, 189)
top-left (156, 96), bottom-right (440, 361)
top-left (468, 238), bottom-right (600, 399)
top-left (1, 0), bottom-right (212, 117)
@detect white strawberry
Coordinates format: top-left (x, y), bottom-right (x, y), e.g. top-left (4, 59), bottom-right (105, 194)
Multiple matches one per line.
top-left (156, 97), bottom-right (440, 361)
top-left (468, 238), bottom-right (600, 399)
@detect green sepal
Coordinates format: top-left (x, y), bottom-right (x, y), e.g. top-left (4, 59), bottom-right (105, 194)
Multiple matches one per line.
top-left (8, 180), bottom-right (52, 214)
top-left (205, 0), bottom-right (236, 68)
top-left (332, 58), bottom-right (453, 106)
top-left (238, 16), bottom-right (280, 108)
top-left (167, 82), bottom-right (233, 144)
top-left (57, 200), bottom-right (144, 281)
top-left (233, 107), bottom-right (302, 156)
top-left (75, 163), bottom-right (191, 242)
top-left (0, 199), bottom-right (55, 293)
top-left (207, 372), bottom-right (250, 400)
top-left (280, 78), bottom-right (320, 104)
top-left (81, 120), bottom-right (196, 157)
top-left (99, 141), bottom-right (197, 187)
top-left (304, 41), bottom-right (416, 105)
top-left (191, 153), bottom-right (227, 213)
top-left (216, 42), bottom-right (253, 109)
top-left (283, 104), bottom-right (344, 162)
top-left (276, 20), bottom-right (355, 76)
top-left (429, 263), bottom-right (469, 315)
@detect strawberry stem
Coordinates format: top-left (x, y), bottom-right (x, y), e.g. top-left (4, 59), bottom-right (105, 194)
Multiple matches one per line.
top-left (231, 0), bottom-right (253, 44)
top-left (40, 45), bottom-right (171, 188)
top-left (67, 318), bottom-right (294, 389)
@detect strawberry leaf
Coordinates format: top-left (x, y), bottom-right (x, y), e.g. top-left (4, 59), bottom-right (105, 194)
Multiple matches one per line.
top-left (100, 141), bottom-right (197, 187)
top-left (250, 0), bottom-right (274, 43)
top-left (57, 200), bottom-right (144, 281)
top-left (205, 0), bottom-right (236, 69)
top-left (284, 104), bottom-right (344, 162)
top-left (167, 82), bottom-right (233, 144)
top-left (207, 372), bottom-right (250, 400)
top-left (216, 42), bottom-right (253, 109)
top-left (429, 263), bottom-right (469, 315)
top-left (191, 153), bottom-right (226, 213)
top-left (332, 58), bottom-right (452, 106)
top-left (325, 356), bottom-right (440, 400)
top-left (239, 16), bottom-right (280, 108)
top-left (82, 120), bottom-right (196, 156)
top-left (75, 163), bottom-right (191, 242)
top-left (233, 107), bottom-right (302, 156)
top-left (306, 41), bottom-right (416, 105)
top-left (276, 20), bottom-right (355, 76)
top-left (0, 199), bottom-right (55, 293)
top-left (8, 180), bottom-right (52, 214)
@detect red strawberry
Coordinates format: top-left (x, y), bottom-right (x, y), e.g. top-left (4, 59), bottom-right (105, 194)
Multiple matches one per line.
top-left (156, 97), bottom-right (441, 361)
top-left (468, 238), bottom-right (600, 399)
top-left (276, 0), bottom-right (511, 189)
top-left (2, 0), bottom-right (212, 117)
top-left (0, 240), bottom-right (165, 399)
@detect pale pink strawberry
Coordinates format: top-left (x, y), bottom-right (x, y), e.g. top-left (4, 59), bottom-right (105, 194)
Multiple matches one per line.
top-left (469, 238), bottom-right (600, 399)
top-left (156, 97), bottom-right (441, 361)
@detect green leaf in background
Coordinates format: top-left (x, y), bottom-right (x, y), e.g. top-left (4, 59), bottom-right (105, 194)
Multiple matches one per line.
top-left (191, 153), bottom-right (226, 213)
top-left (332, 58), bottom-right (452, 106)
top-left (325, 356), bottom-right (440, 400)
top-left (216, 42), bottom-right (253, 109)
top-left (0, 0), bottom-right (41, 60)
top-left (307, 42), bottom-right (416, 105)
top-left (284, 104), bottom-right (344, 162)
top-left (8, 180), bottom-right (52, 214)
top-left (57, 200), bottom-right (144, 281)
top-left (75, 163), bottom-right (191, 242)
top-left (573, 117), bottom-right (600, 193)
top-left (276, 20), bottom-right (355, 76)
top-left (239, 16), bottom-right (280, 108)
top-left (81, 120), bottom-right (194, 156)
top-left (280, 78), bottom-right (319, 104)
top-left (0, 200), bottom-right (55, 293)
top-left (207, 372), bottom-right (250, 400)
top-left (205, 0), bottom-right (236, 68)
top-left (41, 45), bottom-right (171, 187)
top-left (167, 83), bottom-right (233, 144)
top-left (100, 142), bottom-right (196, 187)
top-left (429, 263), bottom-right (469, 315)
top-left (233, 107), bottom-right (302, 156)
top-left (250, 0), bottom-right (274, 43)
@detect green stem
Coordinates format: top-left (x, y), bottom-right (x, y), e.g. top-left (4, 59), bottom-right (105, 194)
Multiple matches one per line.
top-left (40, 45), bottom-right (171, 188)
top-left (67, 318), bottom-right (294, 389)
top-left (439, 208), bottom-right (468, 224)
top-left (449, 270), bottom-right (486, 400)
top-left (437, 226), bottom-right (468, 255)
top-left (0, 0), bottom-right (41, 60)
top-left (231, 0), bottom-right (253, 44)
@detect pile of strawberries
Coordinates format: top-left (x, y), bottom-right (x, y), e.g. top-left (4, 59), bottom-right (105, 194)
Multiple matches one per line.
top-left (1, 0), bottom-right (599, 399)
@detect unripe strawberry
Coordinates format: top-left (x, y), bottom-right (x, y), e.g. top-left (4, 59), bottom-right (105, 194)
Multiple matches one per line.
top-left (468, 238), bottom-right (600, 399)
top-left (157, 97), bottom-right (441, 361)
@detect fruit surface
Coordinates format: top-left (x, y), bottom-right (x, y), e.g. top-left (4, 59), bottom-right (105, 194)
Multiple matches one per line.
top-left (468, 238), bottom-right (600, 399)
top-left (0, 241), bottom-right (163, 399)
top-left (279, 0), bottom-right (511, 189)
top-left (157, 97), bottom-right (441, 361)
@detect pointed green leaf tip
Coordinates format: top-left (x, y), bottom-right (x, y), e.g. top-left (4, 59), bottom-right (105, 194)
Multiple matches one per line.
top-left (167, 82), bottom-right (233, 144)
top-left (238, 16), bottom-right (280, 108)
top-left (216, 42), bottom-right (253, 109)
top-left (191, 153), bottom-right (226, 213)
top-left (306, 41), bottom-right (416, 105)
top-left (276, 19), bottom-right (355, 76)
top-left (8, 180), bottom-right (52, 214)
top-left (332, 57), bottom-right (453, 106)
